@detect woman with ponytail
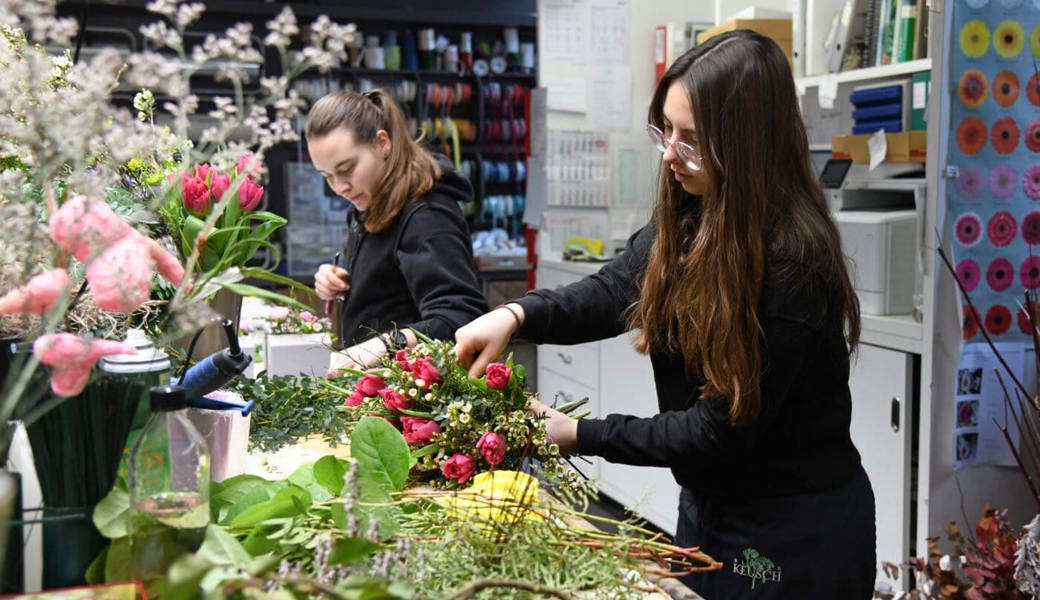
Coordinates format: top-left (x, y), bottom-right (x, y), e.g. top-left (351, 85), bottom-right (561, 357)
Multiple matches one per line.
top-left (455, 31), bottom-right (875, 598)
top-left (308, 89), bottom-right (486, 370)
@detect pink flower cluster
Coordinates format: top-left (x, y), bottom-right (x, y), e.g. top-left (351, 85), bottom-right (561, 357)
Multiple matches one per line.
top-left (0, 195), bottom-right (184, 316)
top-left (181, 154), bottom-right (265, 215)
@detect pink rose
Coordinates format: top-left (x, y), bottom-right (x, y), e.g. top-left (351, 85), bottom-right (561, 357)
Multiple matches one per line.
top-left (401, 416), bottom-right (440, 445)
top-left (267, 306), bottom-right (290, 321)
top-left (411, 358), bottom-right (440, 387)
top-left (441, 453), bottom-right (476, 484)
top-left (484, 363), bottom-right (512, 390)
top-left (238, 178), bottom-right (264, 211)
top-left (355, 374), bottom-right (385, 397)
top-left (379, 387), bottom-right (414, 412)
top-left (345, 390), bottom-right (365, 406)
top-left (209, 171), bottom-right (230, 204)
top-left (394, 349), bottom-right (411, 370)
top-left (476, 431), bottom-right (507, 465)
top-left (299, 310), bottom-right (317, 322)
top-left (181, 173), bottom-right (210, 215)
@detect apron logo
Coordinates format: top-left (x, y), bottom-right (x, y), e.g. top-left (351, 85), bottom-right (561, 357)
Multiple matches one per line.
top-left (732, 547), bottom-right (782, 589)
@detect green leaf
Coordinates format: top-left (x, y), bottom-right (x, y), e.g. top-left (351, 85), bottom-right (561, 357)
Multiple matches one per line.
top-left (93, 487), bottom-right (131, 539)
top-left (314, 455), bottom-right (349, 497)
top-left (327, 536), bottom-right (381, 565)
top-left (329, 503), bottom-right (348, 529)
top-left (229, 486), bottom-right (312, 528)
top-left (350, 417), bottom-right (410, 493)
top-left (104, 537), bottom-right (131, 585)
top-left (212, 475), bottom-right (280, 509)
top-left (220, 482), bottom-right (285, 526)
top-left (162, 553), bottom-right (214, 600)
top-left (213, 281), bottom-right (312, 312)
top-left (242, 526), bottom-right (281, 556)
top-left (195, 524), bottom-right (251, 566)
top-left (84, 544), bottom-right (108, 585)
top-left (288, 462), bottom-right (333, 502)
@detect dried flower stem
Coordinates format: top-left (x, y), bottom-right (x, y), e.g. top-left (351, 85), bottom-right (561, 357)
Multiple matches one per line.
top-left (446, 578), bottom-right (573, 600)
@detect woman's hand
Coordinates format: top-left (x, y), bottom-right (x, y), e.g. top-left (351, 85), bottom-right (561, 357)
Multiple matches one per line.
top-left (314, 263), bottom-right (350, 302)
top-left (529, 398), bottom-right (578, 455)
top-left (454, 305), bottom-right (524, 377)
top-left (328, 335), bottom-right (386, 376)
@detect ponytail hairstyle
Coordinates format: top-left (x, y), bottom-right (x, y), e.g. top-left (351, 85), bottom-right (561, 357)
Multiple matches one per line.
top-left (629, 30), bottom-right (860, 426)
top-left (304, 89), bottom-right (442, 232)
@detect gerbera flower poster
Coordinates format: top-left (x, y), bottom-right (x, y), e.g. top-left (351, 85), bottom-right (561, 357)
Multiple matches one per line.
top-left (949, 0), bottom-right (1040, 343)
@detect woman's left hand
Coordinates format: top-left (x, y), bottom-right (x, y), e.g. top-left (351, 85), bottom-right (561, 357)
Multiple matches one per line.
top-left (328, 335), bottom-right (387, 376)
top-left (528, 398), bottom-right (578, 455)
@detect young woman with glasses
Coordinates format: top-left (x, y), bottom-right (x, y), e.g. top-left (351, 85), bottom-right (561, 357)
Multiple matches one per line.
top-left (454, 30), bottom-right (875, 598)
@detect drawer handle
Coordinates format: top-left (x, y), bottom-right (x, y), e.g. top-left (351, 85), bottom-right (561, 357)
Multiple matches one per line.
top-left (556, 391), bottom-right (573, 403)
top-left (891, 397), bottom-right (900, 432)
top-left (556, 352), bottom-right (573, 365)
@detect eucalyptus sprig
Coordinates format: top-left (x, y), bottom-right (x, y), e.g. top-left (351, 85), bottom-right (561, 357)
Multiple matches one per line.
top-left (233, 372), bottom-right (354, 452)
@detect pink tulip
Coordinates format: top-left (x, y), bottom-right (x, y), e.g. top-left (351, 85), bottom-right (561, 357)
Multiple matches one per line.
top-left (379, 387), bottom-right (414, 412)
top-left (299, 310), bottom-right (316, 323)
top-left (476, 431), bottom-right (507, 465)
top-left (410, 358), bottom-right (440, 387)
top-left (355, 374), bottom-right (385, 397)
top-left (0, 269), bottom-right (69, 315)
top-left (236, 153), bottom-right (263, 180)
top-left (345, 390), bottom-right (365, 406)
top-left (238, 178), bottom-right (264, 211)
top-left (209, 171), bottom-right (230, 204)
top-left (193, 163), bottom-right (211, 182)
top-left (33, 333), bottom-right (136, 396)
top-left (267, 306), bottom-right (290, 321)
top-left (485, 363), bottom-right (512, 390)
top-left (181, 173), bottom-right (210, 215)
top-left (49, 195), bottom-right (130, 262)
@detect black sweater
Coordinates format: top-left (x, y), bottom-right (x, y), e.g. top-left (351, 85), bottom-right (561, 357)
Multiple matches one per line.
top-left (513, 223), bottom-right (863, 499)
top-left (336, 163), bottom-right (488, 346)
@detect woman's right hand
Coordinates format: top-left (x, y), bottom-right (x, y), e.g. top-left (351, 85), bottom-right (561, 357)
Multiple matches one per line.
top-left (454, 305), bottom-right (524, 378)
top-left (314, 263), bottom-right (350, 302)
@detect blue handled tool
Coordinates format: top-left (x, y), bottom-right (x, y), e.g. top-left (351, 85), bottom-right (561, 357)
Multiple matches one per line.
top-left (174, 319), bottom-right (253, 413)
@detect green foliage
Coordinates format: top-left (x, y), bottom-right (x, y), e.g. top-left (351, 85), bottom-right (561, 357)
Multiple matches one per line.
top-left (233, 372), bottom-right (352, 452)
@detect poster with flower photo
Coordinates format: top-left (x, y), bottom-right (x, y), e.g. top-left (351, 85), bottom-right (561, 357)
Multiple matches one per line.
top-left (949, 0), bottom-right (1040, 343)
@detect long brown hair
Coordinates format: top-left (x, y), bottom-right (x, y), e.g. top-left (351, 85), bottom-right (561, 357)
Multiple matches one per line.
top-left (304, 89), bottom-right (442, 232)
top-left (629, 30), bottom-right (860, 425)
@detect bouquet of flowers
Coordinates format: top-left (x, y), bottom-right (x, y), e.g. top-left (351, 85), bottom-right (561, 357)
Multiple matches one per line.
top-left (332, 339), bottom-right (581, 490)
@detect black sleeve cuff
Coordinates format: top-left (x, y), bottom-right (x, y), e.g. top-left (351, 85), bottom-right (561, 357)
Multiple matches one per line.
top-left (576, 417), bottom-right (607, 456)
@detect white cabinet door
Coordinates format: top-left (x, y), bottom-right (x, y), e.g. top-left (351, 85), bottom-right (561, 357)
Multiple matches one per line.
top-left (537, 366), bottom-right (601, 480)
top-left (596, 333), bottom-right (681, 535)
top-left (848, 343), bottom-right (914, 590)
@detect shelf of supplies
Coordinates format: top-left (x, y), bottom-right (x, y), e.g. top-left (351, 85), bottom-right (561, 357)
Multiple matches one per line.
top-left (796, 58), bottom-right (931, 89)
top-left (861, 313), bottom-right (923, 355)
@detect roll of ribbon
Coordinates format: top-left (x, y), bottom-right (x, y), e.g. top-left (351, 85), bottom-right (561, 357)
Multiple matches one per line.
top-left (500, 119), bottom-right (511, 141)
top-left (472, 58), bottom-right (489, 76)
top-left (486, 82), bottom-right (501, 104)
top-left (384, 45), bottom-right (401, 70)
top-left (482, 159), bottom-right (496, 182)
top-left (418, 28), bottom-right (436, 70)
top-left (363, 46), bottom-right (385, 69)
top-left (401, 30), bottom-right (418, 70)
top-left (503, 27), bottom-right (520, 53)
top-left (490, 56), bottom-right (507, 75)
top-left (496, 161), bottom-right (509, 182)
top-left (444, 44), bottom-right (459, 73)
top-left (515, 161), bottom-right (526, 181)
top-left (520, 42), bottom-right (536, 73)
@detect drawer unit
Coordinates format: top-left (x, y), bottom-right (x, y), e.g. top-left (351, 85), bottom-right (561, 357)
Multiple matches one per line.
top-left (537, 368), bottom-right (600, 480)
top-left (538, 342), bottom-right (598, 388)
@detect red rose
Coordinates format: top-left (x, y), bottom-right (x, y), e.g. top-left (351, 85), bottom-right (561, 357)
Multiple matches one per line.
top-left (209, 171), bottom-right (230, 203)
top-left (401, 416), bottom-right (440, 444)
top-left (476, 431), bottom-right (507, 465)
top-left (484, 363), bottom-right (511, 390)
top-left (379, 387), bottom-right (414, 412)
top-left (441, 453), bottom-right (476, 484)
top-left (356, 374), bottom-right (385, 397)
top-left (394, 349), bottom-right (411, 370)
top-left (411, 358), bottom-right (441, 387)
top-left (181, 173), bottom-right (210, 215)
top-left (345, 390), bottom-right (365, 406)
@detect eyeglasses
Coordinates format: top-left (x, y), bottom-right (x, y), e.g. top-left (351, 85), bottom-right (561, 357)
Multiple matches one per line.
top-left (647, 123), bottom-right (702, 171)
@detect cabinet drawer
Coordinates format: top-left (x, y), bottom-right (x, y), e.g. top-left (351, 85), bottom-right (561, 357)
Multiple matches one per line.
top-left (537, 369), bottom-right (599, 479)
top-left (537, 264), bottom-right (593, 291)
top-left (539, 342), bottom-right (598, 388)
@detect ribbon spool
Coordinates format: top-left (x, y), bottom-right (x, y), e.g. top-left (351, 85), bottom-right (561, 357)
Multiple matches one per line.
top-left (401, 30), bottom-right (418, 70)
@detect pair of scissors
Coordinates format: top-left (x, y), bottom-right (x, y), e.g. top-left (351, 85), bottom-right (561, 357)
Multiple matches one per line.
top-left (324, 251), bottom-right (341, 315)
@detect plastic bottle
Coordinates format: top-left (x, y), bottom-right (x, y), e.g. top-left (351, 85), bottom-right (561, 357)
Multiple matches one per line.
top-left (99, 328), bottom-right (171, 430)
top-left (128, 385), bottom-right (210, 594)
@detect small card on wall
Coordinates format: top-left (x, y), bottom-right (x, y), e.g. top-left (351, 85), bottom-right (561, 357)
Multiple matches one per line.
top-left (952, 342), bottom-right (1024, 470)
